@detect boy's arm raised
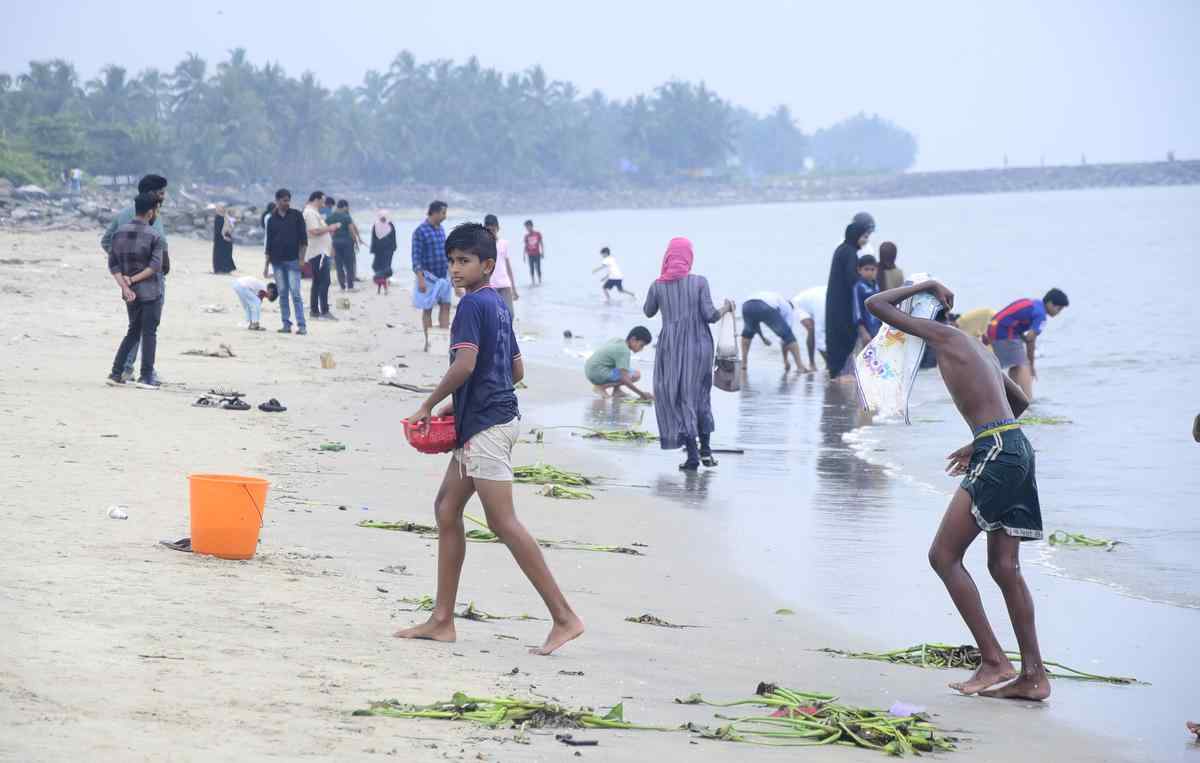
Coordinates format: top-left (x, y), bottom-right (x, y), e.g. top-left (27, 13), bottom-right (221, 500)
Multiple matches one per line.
top-left (866, 280), bottom-right (956, 345)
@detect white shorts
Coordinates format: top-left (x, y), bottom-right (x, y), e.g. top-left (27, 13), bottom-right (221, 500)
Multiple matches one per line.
top-left (453, 418), bottom-right (519, 481)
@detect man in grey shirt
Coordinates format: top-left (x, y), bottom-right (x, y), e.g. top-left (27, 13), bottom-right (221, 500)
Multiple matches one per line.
top-left (101, 174), bottom-right (169, 382)
top-left (107, 193), bottom-right (166, 389)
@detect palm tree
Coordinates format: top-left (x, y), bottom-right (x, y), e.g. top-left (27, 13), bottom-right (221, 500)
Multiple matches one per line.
top-left (86, 65), bottom-right (130, 123)
top-left (170, 53), bottom-right (207, 112)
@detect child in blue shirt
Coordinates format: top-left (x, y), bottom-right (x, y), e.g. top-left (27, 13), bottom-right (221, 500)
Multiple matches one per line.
top-left (398, 223), bottom-right (583, 656)
top-left (852, 253), bottom-right (881, 345)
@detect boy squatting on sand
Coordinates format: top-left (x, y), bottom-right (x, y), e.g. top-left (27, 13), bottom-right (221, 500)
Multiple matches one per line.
top-left (866, 279), bottom-right (1050, 701)
top-left (397, 222), bottom-right (584, 656)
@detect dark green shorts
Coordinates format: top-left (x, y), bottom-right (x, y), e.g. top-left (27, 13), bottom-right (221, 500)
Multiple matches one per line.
top-left (960, 427), bottom-right (1043, 540)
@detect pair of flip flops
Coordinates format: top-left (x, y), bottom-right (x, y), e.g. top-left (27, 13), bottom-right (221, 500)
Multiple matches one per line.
top-left (193, 396), bottom-right (250, 410)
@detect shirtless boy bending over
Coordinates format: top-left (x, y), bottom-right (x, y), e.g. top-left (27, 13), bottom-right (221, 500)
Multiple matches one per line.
top-left (867, 279), bottom-right (1050, 701)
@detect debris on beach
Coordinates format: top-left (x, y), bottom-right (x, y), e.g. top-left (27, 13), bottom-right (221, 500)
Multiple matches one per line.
top-left (819, 644), bottom-right (1140, 684)
top-left (676, 682), bottom-right (957, 755)
top-left (625, 613), bottom-right (701, 629)
top-left (319, 442), bottom-right (347, 452)
top-left (774, 608), bottom-right (795, 615)
top-left (182, 343), bottom-right (235, 358)
top-left (320, 352), bottom-right (336, 369)
top-left (581, 427), bottom-right (657, 442)
top-left (513, 464), bottom-right (593, 487)
top-left (359, 514), bottom-right (645, 555)
top-left (397, 597), bottom-right (541, 621)
top-left (1020, 416), bottom-right (1072, 425)
top-left (1047, 531), bottom-right (1121, 551)
top-left (106, 505), bottom-right (128, 520)
top-left (619, 397), bottom-right (653, 406)
top-left (379, 380), bottom-right (437, 393)
top-left (201, 304), bottom-right (228, 313)
top-left (351, 692), bottom-right (674, 732)
top-left (537, 484), bottom-right (595, 500)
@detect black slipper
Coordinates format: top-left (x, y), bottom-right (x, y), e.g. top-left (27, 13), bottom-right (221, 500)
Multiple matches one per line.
top-left (258, 398), bottom-right (287, 412)
top-left (192, 396), bottom-right (217, 408)
top-left (701, 455), bottom-right (719, 467)
top-left (159, 537), bottom-right (192, 552)
top-left (679, 460), bottom-right (700, 471)
top-left (222, 398), bottom-right (251, 411)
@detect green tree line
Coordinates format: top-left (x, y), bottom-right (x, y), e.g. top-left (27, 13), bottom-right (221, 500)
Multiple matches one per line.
top-left (0, 50), bottom-right (918, 188)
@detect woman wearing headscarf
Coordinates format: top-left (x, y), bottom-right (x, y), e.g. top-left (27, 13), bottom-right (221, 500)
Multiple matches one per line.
top-left (212, 204), bottom-right (237, 273)
top-left (370, 210), bottom-right (397, 295)
top-left (643, 237), bottom-right (735, 470)
top-left (824, 220), bottom-right (872, 379)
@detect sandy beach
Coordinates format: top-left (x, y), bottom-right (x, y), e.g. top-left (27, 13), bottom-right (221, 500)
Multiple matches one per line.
top-left (0, 230), bottom-right (1129, 762)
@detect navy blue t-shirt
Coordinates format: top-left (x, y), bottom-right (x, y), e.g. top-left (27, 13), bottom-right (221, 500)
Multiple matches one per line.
top-left (449, 286), bottom-right (521, 447)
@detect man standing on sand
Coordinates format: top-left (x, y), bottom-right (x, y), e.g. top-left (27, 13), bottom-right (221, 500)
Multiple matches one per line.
top-left (106, 192), bottom-right (166, 389)
top-left (101, 174), bottom-right (170, 384)
top-left (867, 278), bottom-right (1050, 702)
top-left (523, 219), bottom-right (544, 286)
top-left (412, 200), bottom-right (451, 351)
top-left (303, 191), bottom-right (341, 321)
top-left (263, 188), bottom-right (309, 335)
top-left (984, 289), bottom-right (1069, 400)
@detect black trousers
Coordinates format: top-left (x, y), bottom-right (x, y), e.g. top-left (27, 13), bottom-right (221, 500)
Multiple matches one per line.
top-left (309, 255), bottom-right (331, 315)
top-left (334, 241), bottom-right (356, 289)
top-left (528, 254), bottom-right (543, 280)
top-left (112, 298), bottom-right (162, 380)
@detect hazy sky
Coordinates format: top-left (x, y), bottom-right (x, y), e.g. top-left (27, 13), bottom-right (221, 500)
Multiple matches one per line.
top-left (4, 1), bottom-right (1197, 171)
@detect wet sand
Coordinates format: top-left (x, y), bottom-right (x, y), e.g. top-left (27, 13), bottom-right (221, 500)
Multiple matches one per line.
top-left (0, 231), bottom-right (1126, 760)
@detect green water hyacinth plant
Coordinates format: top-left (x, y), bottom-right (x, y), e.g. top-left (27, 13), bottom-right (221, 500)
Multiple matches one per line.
top-left (352, 693), bottom-right (676, 731)
top-left (820, 644), bottom-right (1140, 684)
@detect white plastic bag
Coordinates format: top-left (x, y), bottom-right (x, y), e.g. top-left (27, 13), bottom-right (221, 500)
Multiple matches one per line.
top-left (716, 311), bottom-right (738, 360)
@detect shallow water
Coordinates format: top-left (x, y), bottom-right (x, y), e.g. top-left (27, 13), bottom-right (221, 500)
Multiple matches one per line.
top-left (470, 185), bottom-right (1199, 758)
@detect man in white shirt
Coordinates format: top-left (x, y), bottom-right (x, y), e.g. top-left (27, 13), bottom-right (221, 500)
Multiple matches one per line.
top-left (592, 247), bottom-right (636, 302)
top-left (741, 291), bottom-right (808, 373)
top-left (791, 286), bottom-right (827, 372)
top-left (303, 191), bottom-right (340, 320)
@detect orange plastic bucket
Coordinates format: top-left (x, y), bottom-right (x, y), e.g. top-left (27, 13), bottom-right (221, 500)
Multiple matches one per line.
top-left (188, 474), bottom-right (270, 560)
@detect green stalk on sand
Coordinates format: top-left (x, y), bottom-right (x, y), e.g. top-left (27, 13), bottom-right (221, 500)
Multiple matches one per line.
top-left (513, 464), bottom-right (593, 487)
top-left (676, 682), bottom-right (956, 755)
top-left (537, 484), bottom-right (595, 499)
top-left (1047, 531), bottom-right (1121, 551)
top-left (358, 515), bottom-right (645, 555)
top-left (352, 693), bottom-right (676, 731)
top-left (532, 425), bottom-right (657, 442)
top-left (625, 613), bottom-right (703, 628)
top-left (1019, 416), bottom-right (1072, 425)
top-left (820, 644), bottom-right (1140, 684)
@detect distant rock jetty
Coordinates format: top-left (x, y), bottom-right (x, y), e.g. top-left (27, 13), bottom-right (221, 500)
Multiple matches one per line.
top-left (1, 159), bottom-right (1195, 233)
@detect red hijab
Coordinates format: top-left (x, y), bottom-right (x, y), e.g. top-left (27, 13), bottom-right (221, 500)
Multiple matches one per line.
top-left (657, 237), bottom-right (694, 282)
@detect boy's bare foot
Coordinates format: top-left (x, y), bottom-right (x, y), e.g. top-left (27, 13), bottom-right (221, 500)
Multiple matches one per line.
top-left (530, 615), bottom-right (584, 656)
top-left (949, 660), bottom-right (1018, 695)
top-left (979, 673), bottom-right (1052, 701)
top-left (393, 617), bottom-right (456, 642)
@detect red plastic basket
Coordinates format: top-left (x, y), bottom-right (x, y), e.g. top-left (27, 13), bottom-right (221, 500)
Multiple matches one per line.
top-left (403, 416), bottom-right (457, 454)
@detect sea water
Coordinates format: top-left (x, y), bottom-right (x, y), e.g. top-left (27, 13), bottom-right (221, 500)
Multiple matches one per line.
top-left (490, 184), bottom-right (1198, 759)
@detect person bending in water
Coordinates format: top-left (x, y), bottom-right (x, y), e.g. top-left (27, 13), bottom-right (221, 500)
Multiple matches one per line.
top-left (397, 222), bottom-right (583, 656)
top-left (867, 279), bottom-right (1050, 701)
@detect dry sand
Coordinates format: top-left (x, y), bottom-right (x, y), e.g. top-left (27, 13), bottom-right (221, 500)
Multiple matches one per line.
top-left (0, 231), bottom-right (1127, 761)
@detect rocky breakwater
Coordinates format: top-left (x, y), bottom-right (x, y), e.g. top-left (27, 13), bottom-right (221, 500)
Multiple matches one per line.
top-left (0, 179), bottom-right (265, 245)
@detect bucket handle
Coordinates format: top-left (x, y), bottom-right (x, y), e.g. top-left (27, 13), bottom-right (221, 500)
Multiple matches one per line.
top-left (242, 483), bottom-right (265, 528)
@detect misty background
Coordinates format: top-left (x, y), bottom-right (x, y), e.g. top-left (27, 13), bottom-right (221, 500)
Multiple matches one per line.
top-left (1, 0), bottom-right (1196, 186)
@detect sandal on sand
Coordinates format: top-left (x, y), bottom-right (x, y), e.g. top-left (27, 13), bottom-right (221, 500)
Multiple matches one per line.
top-left (209, 387), bottom-right (244, 398)
top-left (701, 455), bottom-right (719, 468)
top-left (248, 324), bottom-right (266, 332)
top-left (222, 398), bottom-right (251, 411)
top-left (159, 537), bottom-right (192, 552)
top-left (192, 396), bottom-right (217, 408)
top-left (258, 398), bottom-right (287, 413)
top-left (679, 460), bottom-right (700, 472)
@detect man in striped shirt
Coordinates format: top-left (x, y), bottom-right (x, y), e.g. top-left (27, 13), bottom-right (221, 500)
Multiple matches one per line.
top-left (985, 289), bottom-right (1069, 400)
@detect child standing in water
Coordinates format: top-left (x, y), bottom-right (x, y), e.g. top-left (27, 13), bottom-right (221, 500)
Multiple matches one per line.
top-left (397, 222), bottom-right (583, 656)
top-left (867, 279), bottom-right (1050, 701)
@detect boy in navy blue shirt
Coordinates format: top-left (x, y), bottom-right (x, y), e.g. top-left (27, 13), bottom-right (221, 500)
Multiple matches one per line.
top-left (398, 223), bottom-right (583, 656)
top-left (852, 253), bottom-right (881, 346)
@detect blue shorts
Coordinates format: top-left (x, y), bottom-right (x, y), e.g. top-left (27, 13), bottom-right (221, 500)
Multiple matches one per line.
top-left (413, 272), bottom-right (452, 310)
top-left (605, 368), bottom-right (622, 383)
top-left (741, 299), bottom-right (796, 345)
